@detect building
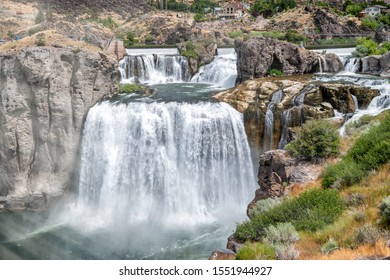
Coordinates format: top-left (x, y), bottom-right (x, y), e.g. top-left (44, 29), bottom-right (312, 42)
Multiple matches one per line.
top-left (360, 5), bottom-right (388, 17)
top-left (218, 1), bottom-right (247, 19)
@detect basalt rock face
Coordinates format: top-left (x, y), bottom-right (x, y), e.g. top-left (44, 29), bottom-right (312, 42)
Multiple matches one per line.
top-left (362, 51), bottom-right (390, 78)
top-left (313, 8), bottom-right (363, 35)
top-left (235, 37), bottom-right (342, 83)
top-left (0, 46), bottom-right (118, 211)
top-left (214, 78), bottom-right (379, 154)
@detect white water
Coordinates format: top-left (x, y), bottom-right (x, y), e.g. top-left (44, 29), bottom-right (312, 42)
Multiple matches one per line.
top-left (119, 54), bottom-right (191, 84)
top-left (264, 90), bottom-right (284, 151)
top-left (342, 57), bottom-right (360, 74)
top-left (72, 101), bottom-right (256, 256)
top-left (191, 53), bottom-right (237, 89)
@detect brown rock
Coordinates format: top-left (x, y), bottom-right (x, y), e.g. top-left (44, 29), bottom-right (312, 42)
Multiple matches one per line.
top-left (209, 249), bottom-right (236, 260)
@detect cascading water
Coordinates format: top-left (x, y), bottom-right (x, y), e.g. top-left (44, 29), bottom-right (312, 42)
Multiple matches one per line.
top-left (191, 53), bottom-right (237, 89)
top-left (119, 54), bottom-right (191, 84)
top-left (263, 90), bottom-right (283, 151)
top-left (342, 57), bottom-right (360, 74)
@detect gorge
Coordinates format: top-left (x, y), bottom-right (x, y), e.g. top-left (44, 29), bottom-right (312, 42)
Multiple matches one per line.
top-left (0, 39), bottom-right (390, 259)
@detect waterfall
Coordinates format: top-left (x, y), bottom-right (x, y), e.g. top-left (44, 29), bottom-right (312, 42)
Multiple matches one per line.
top-left (343, 57), bottom-right (360, 74)
top-left (318, 57), bottom-right (323, 73)
top-left (263, 90), bottom-right (283, 151)
top-left (191, 53), bottom-right (237, 89)
top-left (278, 109), bottom-right (292, 149)
top-left (119, 54), bottom-right (191, 84)
top-left (352, 94), bottom-right (359, 111)
top-left (76, 101), bottom-right (256, 231)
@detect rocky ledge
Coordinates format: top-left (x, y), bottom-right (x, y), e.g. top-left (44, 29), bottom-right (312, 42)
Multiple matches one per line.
top-left (214, 77), bottom-right (380, 153)
top-left (235, 37), bottom-right (343, 83)
top-left (0, 46), bottom-right (118, 211)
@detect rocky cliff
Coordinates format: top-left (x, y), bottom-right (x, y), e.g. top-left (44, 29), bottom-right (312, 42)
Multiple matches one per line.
top-left (0, 46), bottom-right (118, 210)
top-left (214, 77), bottom-right (379, 154)
top-left (235, 37), bottom-right (343, 83)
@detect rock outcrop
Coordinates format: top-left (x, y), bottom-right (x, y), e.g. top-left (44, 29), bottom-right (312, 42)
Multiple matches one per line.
top-left (214, 77), bottom-right (379, 153)
top-left (235, 37), bottom-right (342, 83)
top-left (247, 149), bottom-right (324, 213)
top-left (313, 8), bottom-right (363, 35)
top-left (0, 46), bottom-right (118, 210)
top-left (360, 51), bottom-right (390, 78)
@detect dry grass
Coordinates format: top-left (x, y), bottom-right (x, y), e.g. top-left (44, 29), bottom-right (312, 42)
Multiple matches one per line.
top-left (0, 30), bottom-right (104, 54)
top-left (296, 165), bottom-right (390, 259)
top-left (313, 240), bottom-right (390, 260)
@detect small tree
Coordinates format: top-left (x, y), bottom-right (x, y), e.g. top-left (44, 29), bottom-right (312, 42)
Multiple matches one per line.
top-left (379, 196), bottom-right (390, 225)
top-left (286, 119), bottom-right (340, 162)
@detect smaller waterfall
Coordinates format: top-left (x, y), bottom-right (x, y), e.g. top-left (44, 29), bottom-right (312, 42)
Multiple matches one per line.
top-left (343, 57), bottom-right (360, 74)
top-left (191, 53), bottom-right (237, 89)
top-left (278, 109), bottom-right (292, 149)
top-left (264, 90), bottom-right (283, 151)
top-left (119, 54), bottom-right (191, 84)
top-left (352, 94), bottom-right (359, 112)
top-left (318, 57), bottom-right (323, 73)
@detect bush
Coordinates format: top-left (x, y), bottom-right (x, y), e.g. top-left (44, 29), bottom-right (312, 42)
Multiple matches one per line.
top-left (236, 243), bottom-right (276, 260)
top-left (321, 159), bottom-right (365, 189)
top-left (361, 17), bottom-right (379, 31)
top-left (264, 222), bottom-right (299, 245)
top-left (234, 189), bottom-right (345, 242)
top-left (123, 31), bottom-right (136, 47)
top-left (35, 33), bottom-right (46, 46)
top-left (379, 196), bottom-right (390, 225)
top-left (284, 30), bottom-right (307, 44)
top-left (274, 244), bottom-right (299, 260)
top-left (118, 83), bottom-right (144, 93)
top-left (101, 16), bottom-right (118, 29)
top-left (345, 4), bottom-right (363, 16)
top-left (228, 31), bottom-right (243, 39)
top-left (322, 112), bottom-right (390, 188)
top-left (248, 198), bottom-right (282, 219)
top-left (267, 68), bottom-right (284, 77)
top-left (286, 119), bottom-right (340, 162)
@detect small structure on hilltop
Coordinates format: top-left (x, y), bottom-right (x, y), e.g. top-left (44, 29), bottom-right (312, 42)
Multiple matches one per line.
top-left (218, 1), bottom-right (248, 20)
top-left (359, 5), bottom-right (388, 17)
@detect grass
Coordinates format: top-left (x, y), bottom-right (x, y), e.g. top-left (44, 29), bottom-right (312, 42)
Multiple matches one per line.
top-left (296, 164), bottom-right (390, 259)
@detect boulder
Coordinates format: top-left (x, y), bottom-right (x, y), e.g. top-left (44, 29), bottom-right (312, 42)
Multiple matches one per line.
top-left (235, 37), bottom-right (319, 83)
top-left (375, 26), bottom-right (390, 44)
top-left (209, 249), bottom-right (236, 260)
top-left (0, 46), bottom-right (118, 210)
top-left (361, 55), bottom-right (382, 75)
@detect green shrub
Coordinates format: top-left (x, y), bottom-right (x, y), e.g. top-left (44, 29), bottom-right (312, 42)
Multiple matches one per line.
top-left (379, 196), bottom-right (390, 225)
top-left (248, 198), bottom-right (282, 219)
top-left (264, 222), bottom-right (299, 245)
top-left (322, 112), bottom-right (390, 188)
top-left (352, 45), bottom-right (368, 57)
top-left (361, 17), bottom-right (379, 31)
top-left (236, 243), bottom-right (276, 260)
top-left (286, 119), bottom-right (340, 162)
top-left (181, 50), bottom-right (198, 60)
top-left (194, 13), bottom-right (205, 22)
top-left (101, 16), bottom-right (118, 29)
top-left (123, 31), bottom-right (136, 47)
top-left (345, 4), bottom-right (363, 16)
top-left (144, 35), bottom-right (155, 44)
top-left (28, 26), bottom-right (42, 36)
top-left (235, 189), bottom-right (345, 242)
top-left (228, 31), bottom-right (243, 39)
top-left (35, 33), bottom-right (46, 46)
top-left (118, 83), bottom-right (144, 93)
top-left (284, 30), bottom-right (307, 44)
top-left (321, 159), bottom-right (365, 189)
top-left (352, 38), bottom-right (390, 56)
top-left (267, 68), bottom-right (284, 77)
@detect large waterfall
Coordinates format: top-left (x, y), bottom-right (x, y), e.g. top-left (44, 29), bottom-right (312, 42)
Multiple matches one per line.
top-left (71, 100), bottom-right (256, 258)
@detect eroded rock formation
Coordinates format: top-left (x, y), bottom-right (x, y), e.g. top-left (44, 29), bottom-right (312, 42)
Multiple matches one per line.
top-left (235, 37), bottom-right (343, 83)
top-left (0, 46), bottom-right (118, 210)
top-left (214, 77), bottom-right (379, 153)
